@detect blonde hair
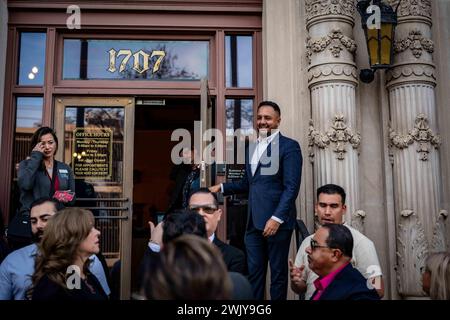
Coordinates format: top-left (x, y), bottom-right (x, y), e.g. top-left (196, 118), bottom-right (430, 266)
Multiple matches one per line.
top-left (144, 234), bottom-right (232, 300)
top-left (425, 252), bottom-right (450, 300)
top-left (30, 208), bottom-right (95, 293)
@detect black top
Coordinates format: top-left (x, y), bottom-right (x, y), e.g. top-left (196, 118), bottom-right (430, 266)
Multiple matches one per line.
top-left (32, 273), bottom-right (108, 301)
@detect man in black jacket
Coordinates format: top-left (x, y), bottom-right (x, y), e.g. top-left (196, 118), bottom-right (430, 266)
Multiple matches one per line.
top-left (189, 188), bottom-right (247, 275)
top-left (305, 223), bottom-right (379, 300)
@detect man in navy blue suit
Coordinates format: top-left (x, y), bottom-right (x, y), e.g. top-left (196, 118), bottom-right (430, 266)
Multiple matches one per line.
top-left (210, 101), bottom-right (302, 300)
top-left (308, 224), bottom-right (380, 300)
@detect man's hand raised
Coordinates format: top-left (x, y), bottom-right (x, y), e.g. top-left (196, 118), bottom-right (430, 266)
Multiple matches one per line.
top-left (289, 259), bottom-right (306, 294)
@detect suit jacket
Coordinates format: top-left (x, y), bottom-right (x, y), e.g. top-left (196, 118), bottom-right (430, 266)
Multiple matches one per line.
top-left (311, 263), bottom-right (380, 300)
top-left (222, 133), bottom-right (302, 230)
top-left (213, 237), bottom-right (247, 275)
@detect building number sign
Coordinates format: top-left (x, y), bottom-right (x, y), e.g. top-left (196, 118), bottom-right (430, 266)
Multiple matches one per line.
top-left (108, 49), bottom-right (166, 74)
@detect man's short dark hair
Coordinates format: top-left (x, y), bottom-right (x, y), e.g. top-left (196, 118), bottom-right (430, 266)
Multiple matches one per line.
top-left (322, 223), bottom-right (353, 258)
top-left (162, 210), bottom-right (207, 244)
top-left (317, 184), bottom-right (346, 205)
top-left (30, 197), bottom-right (60, 211)
top-left (257, 101), bottom-right (281, 116)
top-left (188, 187), bottom-right (218, 207)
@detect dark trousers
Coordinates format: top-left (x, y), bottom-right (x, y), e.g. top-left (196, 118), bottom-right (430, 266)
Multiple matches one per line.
top-left (244, 218), bottom-right (292, 300)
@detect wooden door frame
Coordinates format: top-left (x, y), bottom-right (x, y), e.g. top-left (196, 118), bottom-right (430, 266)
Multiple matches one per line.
top-left (54, 96), bottom-right (135, 300)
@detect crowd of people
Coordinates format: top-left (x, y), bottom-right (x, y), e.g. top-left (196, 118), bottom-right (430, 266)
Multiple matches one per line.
top-left (1, 102), bottom-right (449, 300)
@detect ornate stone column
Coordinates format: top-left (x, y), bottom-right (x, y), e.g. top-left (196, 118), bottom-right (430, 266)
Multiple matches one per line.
top-left (306, 0), bottom-right (365, 230)
top-left (387, 0), bottom-right (448, 298)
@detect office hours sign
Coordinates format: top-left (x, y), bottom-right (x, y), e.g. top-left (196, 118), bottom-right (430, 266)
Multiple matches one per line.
top-left (72, 128), bottom-right (113, 179)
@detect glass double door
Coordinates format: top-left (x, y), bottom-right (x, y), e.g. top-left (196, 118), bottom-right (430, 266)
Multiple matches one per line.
top-left (54, 87), bottom-right (213, 299)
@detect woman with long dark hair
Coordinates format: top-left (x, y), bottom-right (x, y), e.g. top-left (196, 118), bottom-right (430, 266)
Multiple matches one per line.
top-left (17, 126), bottom-right (75, 216)
top-left (29, 208), bottom-right (107, 300)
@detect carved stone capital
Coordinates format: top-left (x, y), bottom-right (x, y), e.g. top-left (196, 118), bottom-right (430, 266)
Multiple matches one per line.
top-left (305, 0), bottom-right (355, 26)
top-left (389, 114), bottom-right (441, 161)
top-left (308, 115), bottom-right (361, 162)
top-left (306, 29), bottom-right (357, 64)
top-left (395, 209), bottom-right (428, 297)
top-left (386, 63), bottom-right (436, 88)
top-left (308, 63), bottom-right (358, 86)
top-left (388, 0), bottom-right (432, 23)
top-left (394, 29), bottom-right (434, 58)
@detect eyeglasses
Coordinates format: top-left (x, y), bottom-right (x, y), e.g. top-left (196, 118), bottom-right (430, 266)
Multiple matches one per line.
top-left (189, 205), bottom-right (218, 215)
top-left (310, 238), bottom-right (329, 251)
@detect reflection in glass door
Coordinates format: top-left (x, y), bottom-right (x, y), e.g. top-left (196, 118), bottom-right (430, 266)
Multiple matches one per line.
top-left (65, 107), bottom-right (124, 260)
top-left (54, 97), bottom-right (134, 299)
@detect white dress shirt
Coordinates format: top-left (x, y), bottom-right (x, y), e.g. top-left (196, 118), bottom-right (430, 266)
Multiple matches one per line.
top-left (250, 131), bottom-right (279, 175)
top-left (221, 131), bottom-right (283, 224)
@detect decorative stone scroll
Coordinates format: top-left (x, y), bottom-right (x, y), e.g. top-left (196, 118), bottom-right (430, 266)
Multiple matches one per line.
top-left (305, 0), bottom-right (355, 21)
top-left (306, 29), bottom-right (357, 63)
top-left (351, 210), bottom-right (366, 234)
top-left (389, 113), bottom-right (441, 161)
top-left (308, 119), bottom-right (329, 163)
top-left (308, 115), bottom-right (361, 162)
top-left (431, 210), bottom-right (448, 253)
top-left (328, 114), bottom-right (361, 160)
top-left (395, 209), bottom-right (428, 297)
top-left (394, 29), bottom-right (434, 58)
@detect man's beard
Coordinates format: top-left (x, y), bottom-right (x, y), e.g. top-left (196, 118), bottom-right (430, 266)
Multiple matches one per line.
top-left (31, 231), bottom-right (43, 243)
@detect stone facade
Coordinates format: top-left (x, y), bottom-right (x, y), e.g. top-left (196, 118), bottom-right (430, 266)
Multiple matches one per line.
top-left (263, 0), bottom-right (449, 299)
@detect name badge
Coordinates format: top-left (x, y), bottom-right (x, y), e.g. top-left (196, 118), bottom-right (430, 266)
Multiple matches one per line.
top-left (59, 169), bottom-right (68, 174)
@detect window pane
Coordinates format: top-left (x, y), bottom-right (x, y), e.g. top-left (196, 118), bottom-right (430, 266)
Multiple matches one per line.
top-left (226, 99), bottom-right (254, 135)
top-left (225, 35), bottom-right (253, 88)
top-left (18, 33), bottom-right (46, 85)
top-left (13, 97), bottom-right (44, 182)
top-left (15, 97), bottom-right (44, 131)
top-left (63, 39), bottom-right (209, 80)
top-left (64, 106), bottom-right (125, 261)
top-left (226, 99), bottom-right (254, 165)
top-left (14, 96), bottom-right (43, 168)
top-left (64, 107), bottom-right (124, 182)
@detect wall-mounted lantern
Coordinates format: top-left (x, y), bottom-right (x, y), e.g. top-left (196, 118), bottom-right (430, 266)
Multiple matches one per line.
top-left (357, 0), bottom-right (399, 83)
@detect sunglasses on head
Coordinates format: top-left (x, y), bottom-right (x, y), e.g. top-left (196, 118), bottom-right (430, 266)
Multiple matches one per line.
top-left (189, 205), bottom-right (218, 215)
